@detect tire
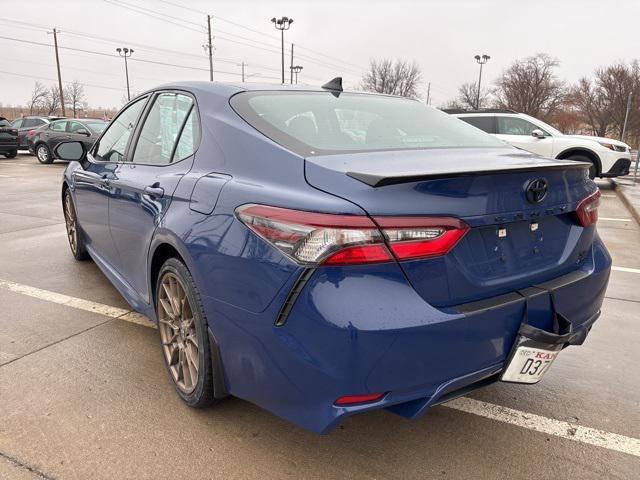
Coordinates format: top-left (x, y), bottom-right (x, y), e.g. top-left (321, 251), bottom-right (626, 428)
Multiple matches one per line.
top-left (3, 150), bottom-right (17, 159)
top-left (63, 189), bottom-right (89, 261)
top-left (566, 154), bottom-right (597, 179)
top-left (156, 258), bottom-right (216, 408)
top-left (35, 143), bottom-right (53, 164)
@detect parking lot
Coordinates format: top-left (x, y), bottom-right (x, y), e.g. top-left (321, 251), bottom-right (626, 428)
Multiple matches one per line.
top-left (0, 153), bottom-right (638, 479)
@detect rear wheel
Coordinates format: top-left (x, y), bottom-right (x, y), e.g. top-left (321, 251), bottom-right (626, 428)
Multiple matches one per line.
top-left (63, 189), bottom-right (89, 261)
top-left (3, 150), bottom-right (17, 159)
top-left (566, 154), bottom-right (597, 179)
top-left (36, 143), bottom-right (53, 164)
top-left (156, 258), bottom-right (216, 408)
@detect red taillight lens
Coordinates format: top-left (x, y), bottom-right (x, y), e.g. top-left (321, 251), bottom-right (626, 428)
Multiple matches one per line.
top-left (235, 204), bottom-right (469, 266)
top-left (26, 130), bottom-right (36, 137)
top-left (375, 216), bottom-right (470, 260)
top-left (576, 190), bottom-right (600, 227)
top-left (335, 393), bottom-right (385, 406)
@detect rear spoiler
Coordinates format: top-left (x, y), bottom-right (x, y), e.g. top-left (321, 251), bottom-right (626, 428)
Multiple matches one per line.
top-left (347, 161), bottom-right (590, 187)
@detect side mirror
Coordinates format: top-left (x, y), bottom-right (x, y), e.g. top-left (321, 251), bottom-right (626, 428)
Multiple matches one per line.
top-left (75, 128), bottom-right (90, 136)
top-left (55, 141), bottom-right (86, 161)
top-left (531, 129), bottom-right (547, 139)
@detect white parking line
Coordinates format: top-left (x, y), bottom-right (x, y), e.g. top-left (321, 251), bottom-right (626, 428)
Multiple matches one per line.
top-left (1, 277), bottom-right (639, 455)
top-left (0, 278), bottom-right (154, 328)
top-left (443, 397), bottom-right (640, 457)
top-left (612, 266), bottom-right (640, 274)
top-left (599, 217), bottom-right (632, 222)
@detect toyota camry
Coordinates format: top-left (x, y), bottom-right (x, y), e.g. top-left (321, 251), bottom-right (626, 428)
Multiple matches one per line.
top-left (56, 79), bottom-right (611, 434)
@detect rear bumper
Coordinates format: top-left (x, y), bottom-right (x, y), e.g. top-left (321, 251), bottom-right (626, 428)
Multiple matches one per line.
top-left (205, 235), bottom-right (611, 434)
top-left (0, 141), bottom-right (18, 153)
top-left (601, 158), bottom-right (632, 177)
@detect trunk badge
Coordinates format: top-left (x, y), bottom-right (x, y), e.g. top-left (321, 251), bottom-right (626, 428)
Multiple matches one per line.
top-left (498, 228), bottom-right (507, 238)
top-left (530, 222), bottom-right (539, 231)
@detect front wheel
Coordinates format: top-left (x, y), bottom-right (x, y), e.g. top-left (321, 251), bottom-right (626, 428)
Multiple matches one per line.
top-left (36, 143), bottom-right (53, 164)
top-left (156, 258), bottom-right (216, 408)
top-left (567, 154), bottom-right (597, 179)
top-left (63, 189), bottom-right (89, 261)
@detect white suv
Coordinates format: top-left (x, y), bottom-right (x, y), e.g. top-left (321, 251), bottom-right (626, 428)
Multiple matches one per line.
top-left (448, 110), bottom-right (632, 179)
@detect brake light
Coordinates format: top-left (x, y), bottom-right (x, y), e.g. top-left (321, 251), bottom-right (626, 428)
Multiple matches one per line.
top-left (335, 393), bottom-right (385, 406)
top-left (576, 190), bottom-right (600, 227)
top-left (235, 204), bottom-right (469, 266)
top-left (26, 130), bottom-right (36, 137)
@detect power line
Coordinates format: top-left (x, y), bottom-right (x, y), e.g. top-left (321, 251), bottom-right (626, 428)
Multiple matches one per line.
top-left (0, 69), bottom-right (123, 91)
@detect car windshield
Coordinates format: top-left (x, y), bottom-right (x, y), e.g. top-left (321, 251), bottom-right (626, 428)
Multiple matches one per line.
top-left (85, 120), bottom-right (108, 134)
top-left (230, 91), bottom-right (507, 156)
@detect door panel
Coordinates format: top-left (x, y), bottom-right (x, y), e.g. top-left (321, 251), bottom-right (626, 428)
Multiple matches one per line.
top-left (72, 157), bottom-right (119, 264)
top-left (108, 92), bottom-right (199, 302)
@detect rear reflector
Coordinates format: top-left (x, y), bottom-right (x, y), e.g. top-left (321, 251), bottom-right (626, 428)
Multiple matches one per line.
top-left (576, 190), bottom-right (600, 227)
top-left (335, 393), bottom-right (385, 406)
top-left (236, 204), bottom-right (469, 266)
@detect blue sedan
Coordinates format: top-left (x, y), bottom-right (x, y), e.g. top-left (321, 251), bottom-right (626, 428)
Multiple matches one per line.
top-left (56, 80), bottom-right (610, 434)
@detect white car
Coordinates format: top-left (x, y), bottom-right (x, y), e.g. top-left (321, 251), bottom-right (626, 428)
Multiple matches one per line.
top-left (448, 110), bottom-right (632, 178)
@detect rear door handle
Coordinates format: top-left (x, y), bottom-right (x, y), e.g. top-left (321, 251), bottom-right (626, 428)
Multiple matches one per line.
top-left (144, 184), bottom-right (165, 198)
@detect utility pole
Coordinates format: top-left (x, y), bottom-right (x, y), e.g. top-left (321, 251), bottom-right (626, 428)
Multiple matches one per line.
top-left (206, 15), bottom-right (214, 82)
top-left (50, 28), bottom-right (66, 117)
top-left (426, 82), bottom-right (431, 105)
top-left (116, 47), bottom-right (134, 101)
top-left (240, 62), bottom-right (245, 82)
top-left (474, 54), bottom-right (490, 110)
top-left (271, 16), bottom-right (293, 84)
top-left (290, 43), bottom-right (294, 84)
top-left (621, 92), bottom-right (632, 141)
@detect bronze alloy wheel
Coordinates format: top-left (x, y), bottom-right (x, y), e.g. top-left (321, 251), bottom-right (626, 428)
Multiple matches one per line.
top-left (64, 193), bottom-right (78, 255)
top-left (158, 272), bottom-right (199, 394)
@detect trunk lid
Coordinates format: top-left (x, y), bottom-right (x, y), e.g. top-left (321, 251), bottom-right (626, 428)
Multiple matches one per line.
top-left (304, 147), bottom-right (596, 306)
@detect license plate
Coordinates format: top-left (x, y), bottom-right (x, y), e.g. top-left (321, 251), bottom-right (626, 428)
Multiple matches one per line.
top-left (501, 346), bottom-right (559, 384)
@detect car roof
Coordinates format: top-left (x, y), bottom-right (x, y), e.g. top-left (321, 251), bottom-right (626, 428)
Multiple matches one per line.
top-left (140, 80), bottom-right (400, 100)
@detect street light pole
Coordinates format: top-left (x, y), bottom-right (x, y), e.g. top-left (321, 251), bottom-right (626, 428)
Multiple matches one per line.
top-left (271, 16), bottom-right (293, 84)
top-left (474, 54), bottom-right (490, 110)
top-left (116, 47), bottom-right (134, 101)
top-left (290, 65), bottom-right (303, 84)
top-left (290, 43), bottom-right (294, 84)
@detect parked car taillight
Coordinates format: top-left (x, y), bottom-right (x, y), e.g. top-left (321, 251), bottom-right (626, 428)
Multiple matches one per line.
top-left (235, 204), bottom-right (469, 266)
top-left (26, 130), bottom-right (37, 137)
top-left (576, 190), bottom-right (601, 227)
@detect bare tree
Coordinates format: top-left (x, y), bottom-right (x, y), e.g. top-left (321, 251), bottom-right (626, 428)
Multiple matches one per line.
top-left (453, 82), bottom-right (491, 110)
top-left (569, 77), bottom-right (612, 137)
top-left (361, 59), bottom-right (423, 98)
top-left (494, 53), bottom-right (566, 120)
top-left (28, 82), bottom-right (49, 114)
top-left (595, 61), bottom-right (639, 140)
top-left (64, 80), bottom-right (86, 118)
top-left (43, 85), bottom-right (61, 116)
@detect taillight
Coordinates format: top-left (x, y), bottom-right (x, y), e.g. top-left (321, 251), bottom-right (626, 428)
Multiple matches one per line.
top-left (576, 190), bottom-right (600, 227)
top-left (235, 204), bottom-right (469, 266)
top-left (26, 130), bottom-right (36, 137)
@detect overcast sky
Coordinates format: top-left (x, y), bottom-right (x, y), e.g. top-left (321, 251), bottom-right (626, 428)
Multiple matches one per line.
top-left (0, 0), bottom-right (638, 110)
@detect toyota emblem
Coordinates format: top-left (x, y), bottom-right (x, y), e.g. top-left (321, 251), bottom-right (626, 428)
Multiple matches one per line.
top-left (525, 178), bottom-right (548, 204)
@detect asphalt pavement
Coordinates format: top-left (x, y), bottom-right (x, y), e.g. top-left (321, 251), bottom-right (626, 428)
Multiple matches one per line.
top-left (0, 153), bottom-right (638, 479)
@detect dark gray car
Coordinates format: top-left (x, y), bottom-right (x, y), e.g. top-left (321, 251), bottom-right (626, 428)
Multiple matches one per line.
top-left (11, 116), bottom-right (65, 150)
top-left (29, 118), bottom-right (108, 164)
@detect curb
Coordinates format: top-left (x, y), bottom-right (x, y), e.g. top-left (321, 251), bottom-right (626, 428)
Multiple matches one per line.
top-left (611, 178), bottom-right (640, 225)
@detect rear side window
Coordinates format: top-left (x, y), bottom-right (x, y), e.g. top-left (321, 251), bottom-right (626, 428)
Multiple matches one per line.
top-left (460, 116), bottom-right (496, 134)
top-left (230, 91), bottom-right (505, 157)
top-left (94, 96), bottom-right (147, 162)
top-left (173, 109), bottom-right (200, 161)
top-left (131, 92), bottom-right (194, 165)
top-left (497, 117), bottom-right (546, 136)
top-left (50, 121), bottom-right (67, 132)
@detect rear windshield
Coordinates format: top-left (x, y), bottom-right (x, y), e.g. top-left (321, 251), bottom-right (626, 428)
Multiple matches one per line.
top-left (230, 91), bottom-right (506, 156)
top-left (0, 119), bottom-right (10, 127)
